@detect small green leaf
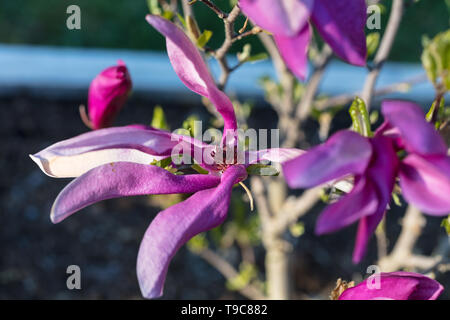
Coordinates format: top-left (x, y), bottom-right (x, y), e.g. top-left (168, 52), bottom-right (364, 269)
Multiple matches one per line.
top-left (366, 32), bottom-right (380, 57)
top-left (246, 164), bottom-right (279, 176)
top-left (247, 52), bottom-right (269, 63)
top-left (187, 234), bottom-right (209, 253)
top-left (441, 215), bottom-right (450, 235)
top-left (421, 29), bottom-right (450, 92)
top-left (226, 263), bottom-right (257, 291)
top-left (349, 97), bottom-right (372, 137)
top-left (289, 222), bottom-right (305, 238)
top-left (177, 13), bottom-right (186, 28)
top-left (196, 30), bottom-right (213, 48)
top-left (192, 164), bottom-right (209, 174)
top-left (162, 10), bottom-right (174, 20)
top-left (151, 105), bottom-right (169, 130)
top-left (147, 0), bottom-right (162, 15)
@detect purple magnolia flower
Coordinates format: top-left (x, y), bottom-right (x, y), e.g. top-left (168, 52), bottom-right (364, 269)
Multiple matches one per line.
top-left (339, 272), bottom-right (444, 300)
top-left (239, 0), bottom-right (367, 79)
top-left (283, 100), bottom-right (450, 262)
top-left (84, 60), bottom-right (132, 129)
top-left (30, 15), bottom-right (300, 299)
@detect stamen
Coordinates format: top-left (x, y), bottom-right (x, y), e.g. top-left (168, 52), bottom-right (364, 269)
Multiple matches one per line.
top-left (239, 182), bottom-right (254, 212)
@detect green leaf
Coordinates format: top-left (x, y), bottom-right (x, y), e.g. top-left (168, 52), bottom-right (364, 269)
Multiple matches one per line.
top-left (162, 10), bottom-right (174, 20)
top-left (289, 222), bottom-right (305, 238)
top-left (177, 13), bottom-right (186, 28)
top-left (246, 164), bottom-right (279, 176)
top-left (151, 105), bottom-right (169, 130)
top-left (247, 52), bottom-right (269, 63)
top-left (196, 30), bottom-right (213, 48)
top-left (147, 0), bottom-right (162, 15)
top-left (187, 234), bottom-right (209, 253)
top-left (421, 29), bottom-right (450, 92)
top-left (226, 263), bottom-right (258, 291)
top-left (441, 216), bottom-right (450, 235)
top-left (349, 97), bottom-right (372, 137)
top-left (192, 164), bottom-right (209, 174)
top-left (366, 32), bottom-right (380, 57)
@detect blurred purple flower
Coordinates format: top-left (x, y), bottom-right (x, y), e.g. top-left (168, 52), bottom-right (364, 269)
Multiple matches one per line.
top-left (239, 0), bottom-right (367, 79)
top-left (30, 15), bottom-right (301, 299)
top-left (283, 100), bottom-right (450, 263)
top-left (339, 272), bottom-right (444, 300)
top-left (83, 60), bottom-right (132, 129)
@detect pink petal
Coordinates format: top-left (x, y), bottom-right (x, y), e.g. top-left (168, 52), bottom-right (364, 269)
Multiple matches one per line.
top-left (88, 61), bottom-right (132, 129)
top-left (399, 154), bottom-right (450, 215)
top-left (137, 165), bottom-right (247, 298)
top-left (315, 176), bottom-right (379, 235)
top-left (239, 0), bottom-right (313, 36)
top-left (274, 23), bottom-right (311, 80)
top-left (311, 0), bottom-right (367, 66)
top-left (146, 15), bottom-right (237, 131)
top-left (50, 162), bottom-right (222, 223)
top-left (353, 136), bottom-right (398, 263)
top-left (30, 126), bottom-right (205, 178)
top-left (282, 130), bottom-right (372, 188)
top-left (381, 100), bottom-right (448, 155)
top-left (339, 272), bottom-right (444, 300)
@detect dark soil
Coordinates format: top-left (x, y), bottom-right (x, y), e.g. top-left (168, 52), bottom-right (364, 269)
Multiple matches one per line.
top-left (1, 94), bottom-right (448, 299)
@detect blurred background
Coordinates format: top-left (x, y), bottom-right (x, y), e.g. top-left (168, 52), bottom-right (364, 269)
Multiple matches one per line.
top-left (0, 0), bottom-right (449, 299)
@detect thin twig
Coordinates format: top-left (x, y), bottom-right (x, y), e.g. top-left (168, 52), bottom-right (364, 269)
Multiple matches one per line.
top-left (191, 0), bottom-right (228, 19)
top-left (361, 0), bottom-right (405, 109)
top-left (196, 248), bottom-right (266, 300)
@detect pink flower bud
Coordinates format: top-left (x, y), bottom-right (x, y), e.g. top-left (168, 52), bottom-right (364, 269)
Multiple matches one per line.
top-left (85, 60), bottom-right (132, 129)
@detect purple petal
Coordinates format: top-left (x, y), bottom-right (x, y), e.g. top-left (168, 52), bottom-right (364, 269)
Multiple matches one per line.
top-left (381, 100), bottom-right (448, 155)
top-left (339, 272), bottom-right (444, 300)
top-left (315, 176), bottom-right (379, 235)
top-left (399, 154), bottom-right (450, 215)
top-left (239, 0), bottom-right (313, 36)
top-left (353, 136), bottom-right (399, 263)
top-left (146, 15), bottom-right (237, 131)
top-left (282, 130), bottom-right (372, 188)
top-left (137, 165), bottom-right (247, 298)
top-left (30, 126), bottom-right (204, 178)
top-left (88, 60), bottom-right (132, 129)
top-left (50, 162), bottom-right (221, 223)
top-left (311, 0), bottom-right (367, 66)
top-left (274, 23), bottom-right (311, 80)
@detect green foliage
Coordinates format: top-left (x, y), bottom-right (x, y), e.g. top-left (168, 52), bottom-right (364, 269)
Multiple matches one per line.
top-left (289, 222), bottom-right (305, 238)
top-left (349, 97), bottom-right (373, 137)
top-left (226, 262), bottom-right (258, 291)
top-left (366, 32), bottom-right (380, 57)
top-left (187, 234), bottom-right (209, 253)
top-left (237, 44), bottom-right (269, 63)
top-left (182, 115), bottom-right (201, 137)
top-left (151, 105), bottom-right (169, 130)
top-left (421, 29), bottom-right (450, 92)
top-left (246, 164), bottom-right (279, 177)
top-left (196, 30), bottom-right (213, 48)
top-left (441, 216), bottom-right (450, 235)
top-left (426, 97), bottom-right (446, 129)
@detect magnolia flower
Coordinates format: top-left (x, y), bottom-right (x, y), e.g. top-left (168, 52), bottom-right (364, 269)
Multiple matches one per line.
top-left (82, 60), bottom-right (132, 129)
top-left (339, 272), bottom-right (444, 300)
top-left (283, 100), bottom-right (450, 262)
top-left (30, 15), bottom-right (300, 299)
top-left (239, 0), bottom-right (367, 79)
